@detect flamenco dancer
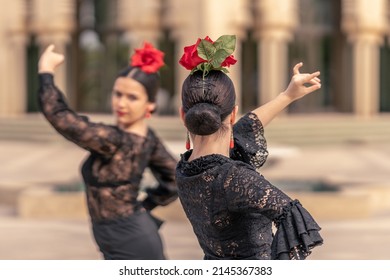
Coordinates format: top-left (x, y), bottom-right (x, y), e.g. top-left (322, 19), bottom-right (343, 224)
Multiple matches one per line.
top-left (38, 42), bottom-right (177, 260)
top-left (176, 35), bottom-right (323, 259)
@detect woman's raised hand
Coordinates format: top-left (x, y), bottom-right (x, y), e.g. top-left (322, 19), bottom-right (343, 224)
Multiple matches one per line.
top-left (282, 62), bottom-right (321, 102)
top-left (38, 44), bottom-right (65, 73)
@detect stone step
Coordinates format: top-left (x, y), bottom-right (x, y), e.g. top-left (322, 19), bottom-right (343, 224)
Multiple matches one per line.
top-left (8, 181), bottom-right (390, 221)
top-left (1, 113), bottom-right (390, 145)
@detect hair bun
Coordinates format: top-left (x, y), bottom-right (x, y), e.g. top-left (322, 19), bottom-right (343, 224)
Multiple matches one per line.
top-left (185, 103), bottom-right (221, 135)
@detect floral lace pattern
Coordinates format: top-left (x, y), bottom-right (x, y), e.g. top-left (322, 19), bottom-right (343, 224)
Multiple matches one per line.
top-left (231, 113), bottom-right (268, 170)
top-left (176, 114), bottom-right (323, 260)
top-left (38, 74), bottom-right (178, 223)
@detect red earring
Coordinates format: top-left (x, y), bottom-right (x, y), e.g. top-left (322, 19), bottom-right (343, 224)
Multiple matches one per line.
top-left (145, 111), bottom-right (151, 119)
top-left (230, 127), bottom-right (234, 149)
top-left (186, 131), bottom-right (191, 150)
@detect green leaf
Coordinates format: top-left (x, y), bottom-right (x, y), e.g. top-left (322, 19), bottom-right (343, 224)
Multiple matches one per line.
top-left (211, 49), bottom-right (230, 68)
top-left (197, 40), bottom-right (215, 61)
top-left (213, 35), bottom-right (236, 55)
top-left (210, 66), bottom-right (229, 73)
top-left (191, 35), bottom-right (236, 77)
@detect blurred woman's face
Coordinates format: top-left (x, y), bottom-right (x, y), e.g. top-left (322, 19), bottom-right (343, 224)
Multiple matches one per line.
top-left (111, 77), bottom-right (155, 127)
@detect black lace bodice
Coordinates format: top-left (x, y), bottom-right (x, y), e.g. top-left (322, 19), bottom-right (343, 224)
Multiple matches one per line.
top-left (176, 113), bottom-right (323, 260)
top-left (38, 74), bottom-right (178, 223)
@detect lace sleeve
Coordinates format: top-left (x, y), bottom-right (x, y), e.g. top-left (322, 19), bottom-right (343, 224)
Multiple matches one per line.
top-left (38, 73), bottom-right (121, 155)
top-left (225, 163), bottom-right (292, 217)
top-left (142, 134), bottom-right (178, 211)
top-left (226, 164), bottom-right (323, 259)
top-left (230, 113), bottom-right (268, 169)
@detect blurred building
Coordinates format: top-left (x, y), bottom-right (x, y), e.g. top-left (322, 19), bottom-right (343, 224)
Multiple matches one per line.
top-left (1, 0), bottom-right (390, 117)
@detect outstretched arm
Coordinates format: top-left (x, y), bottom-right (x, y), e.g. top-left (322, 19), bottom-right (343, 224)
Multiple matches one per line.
top-left (252, 63), bottom-right (321, 127)
top-left (38, 45), bottom-right (122, 155)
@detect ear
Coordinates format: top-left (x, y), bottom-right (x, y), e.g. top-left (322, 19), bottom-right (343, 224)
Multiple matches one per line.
top-left (230, 105), bottom-right (238, 124)
top-left (179, 107), bottom-right (185, 124)
top-left (147, 103), bottom-right (156, 113)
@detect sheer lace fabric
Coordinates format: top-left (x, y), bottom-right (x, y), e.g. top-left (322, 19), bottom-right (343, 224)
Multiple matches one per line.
top-left (38, 74), bottom-right (177, 223)
top-left (176, 113), bottom-right (323, 260)
top-left (231, 112), bottom-right (268, 170)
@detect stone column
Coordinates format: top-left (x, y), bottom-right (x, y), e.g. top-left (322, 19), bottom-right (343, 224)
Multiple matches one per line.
top-left (116, 0), bottom-right (162, 52)
top-left (203, 0), bottom-right (252, 113)
top-left (7, 35), bottom-right (29, 116)
top-left (254, 0), bottom-right (298, 106)
top-left (163, 0), bottom-right (252, 113)
top-left (0, 44), bottom-right (5, 116)
top-left (351, 35), bottom-right (382, 117)
top-left (30, 0), bottom-right (76, 96)
top-left (0, 2), bottom-right (8, 116)
top-left (0, 0), bottom-right (28, 116)
top-left (162, 0), bottom-right (202, 114)
top-left (341, 0), bottom-right (388, 117)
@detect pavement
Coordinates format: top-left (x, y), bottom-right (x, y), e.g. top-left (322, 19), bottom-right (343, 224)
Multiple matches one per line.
top-left (1, 137), bottom-right (390, 260)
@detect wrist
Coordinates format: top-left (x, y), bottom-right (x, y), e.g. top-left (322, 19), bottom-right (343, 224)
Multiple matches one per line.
top-left (38, 68), bottom-right (54, 74)
top-left (278, 91), bottom-right (295, 105)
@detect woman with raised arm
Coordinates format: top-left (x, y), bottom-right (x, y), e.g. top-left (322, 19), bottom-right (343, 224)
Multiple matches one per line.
top-left (38, 43), bottom-right (177, 260)
top-left (176, 35), bottom-right (323, 260)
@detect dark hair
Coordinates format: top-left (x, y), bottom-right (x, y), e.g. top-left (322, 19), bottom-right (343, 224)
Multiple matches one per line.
top-left (181, 70), bottom-right (236, 135)
top-left (117, 66), bottom-right (160, 102)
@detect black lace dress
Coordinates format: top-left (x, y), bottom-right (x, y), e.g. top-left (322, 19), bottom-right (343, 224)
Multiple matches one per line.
top-left (38, 73), bottom-right (178, 260)
top-left (176, 113), bottom-right (323, 260)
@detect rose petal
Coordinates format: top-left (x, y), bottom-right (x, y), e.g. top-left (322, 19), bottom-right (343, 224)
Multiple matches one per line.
top-left (221, 55), bottom-right (237, 67)
top-left (130, 42), bottom-right (165, 73)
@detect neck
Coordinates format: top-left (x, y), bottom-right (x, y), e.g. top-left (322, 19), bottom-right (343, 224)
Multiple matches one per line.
top-left (118, 119), bottom-right (148, 137)
top-left (188, 130), bottom-right (230, 161)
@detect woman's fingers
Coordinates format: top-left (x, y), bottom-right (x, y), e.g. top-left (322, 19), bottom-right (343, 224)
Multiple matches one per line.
top-left (293, 63), bottom-right (321, 84)
top-left (305, 83), bottom-right (321, 93)
top-left (301, 71), bottom-right (320, 85)
top-left (301, 74), bottom-right (321, 92)
top-left (293, 62), bottom-right (303, 75)
top-left (306, 71), bottom-right (320, 81)
top-left (46, 44), bottom-right (55, 53)
top-left (313, 77), bottom-right (321, 83)
top-left (38, 44), bottom-right (65, 73)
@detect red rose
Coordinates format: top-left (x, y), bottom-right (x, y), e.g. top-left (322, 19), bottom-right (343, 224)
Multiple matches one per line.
top-left (179, 38), bottom-right (207, 70)
top-left (179, 36), bottom-right (237, 70)
top-left (221, 55), bottom-right (237, 67)
top-left (131, 42), bottom-right (165, 73)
